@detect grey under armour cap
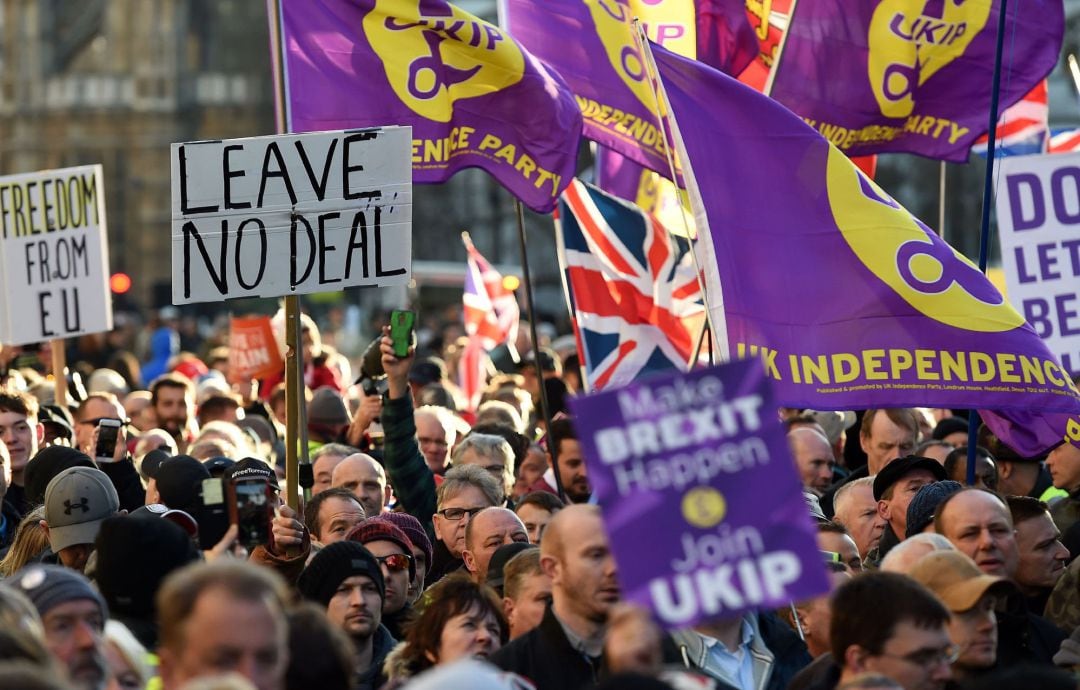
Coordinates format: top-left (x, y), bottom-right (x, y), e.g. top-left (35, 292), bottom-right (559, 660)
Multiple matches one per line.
top-left (44, 466), bottom-right (120, 552)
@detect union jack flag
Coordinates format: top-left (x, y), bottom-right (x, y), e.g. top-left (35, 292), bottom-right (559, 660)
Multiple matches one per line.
top-left (971, 81), bottom-right (1048, 157)
top-left (1049, 128), bottom-right (1080, 154)
top-left (557, 179), bottom-right (704, 392)
top-left (460, 233), bottom-right (519, 410)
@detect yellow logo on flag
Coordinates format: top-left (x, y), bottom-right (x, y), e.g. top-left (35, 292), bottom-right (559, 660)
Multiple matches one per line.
top-left (365, 0), bottom-right (525, 123)
top-left (867, 0), bottom-right (991, 118)
top-left (825, 146), bottom-right (1023, 332)
top-left (586, 0), bottom-right (655, 111)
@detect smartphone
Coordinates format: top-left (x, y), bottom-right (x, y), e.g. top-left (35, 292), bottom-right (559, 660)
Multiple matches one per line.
top-left (94, 419), bottom-right (123, 462)
top-left (390, 309), bottom-right (416, 358)
top-left (226, 476), bottom-right (273, 550)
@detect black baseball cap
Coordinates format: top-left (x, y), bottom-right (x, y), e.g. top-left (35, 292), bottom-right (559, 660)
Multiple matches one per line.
top-left (225, 457), bottom-right (280, 492)
top-left (873, 455), bottom-right (948, 501)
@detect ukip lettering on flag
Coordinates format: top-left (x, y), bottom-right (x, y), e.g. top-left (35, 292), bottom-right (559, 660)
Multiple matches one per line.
top-left (647, 40), bottom-right (1080, 455)
top-left (462, 232), bottom-right (520, 353)
top-left (557, 179), bottom-right (704, 392)
top-left (768, 0), bottom-right (1063, 161)
top-left (281, 0), bottom-right (581, 213)
top-left (971, 81), bottom-right (1048, 158)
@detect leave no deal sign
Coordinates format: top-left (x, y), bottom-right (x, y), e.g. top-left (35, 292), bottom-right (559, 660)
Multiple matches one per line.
top-left (170, 127), bottom-right (413, 304)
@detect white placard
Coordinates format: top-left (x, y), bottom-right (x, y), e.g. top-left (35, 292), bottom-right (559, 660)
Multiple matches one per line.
top-left (0, 165), bottom-right (112, 346)
top-left (996, 152), bottom-right (1080, 375)
top-left (171, 127), bottom-right (412, 304)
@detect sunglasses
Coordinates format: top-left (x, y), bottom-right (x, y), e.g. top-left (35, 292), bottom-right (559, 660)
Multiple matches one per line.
top-left (375, 553), bottom-right (413, 573)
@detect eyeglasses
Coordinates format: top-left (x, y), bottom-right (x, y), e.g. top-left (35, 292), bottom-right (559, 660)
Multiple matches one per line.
top-left (418, 436), bottom-right (448, 448)
top-left (436, 506), bottom-right (487, 521)
top-left (879, 644), bottom-right (960, 668)
top-left (375, 553), bottom-right (413, 573)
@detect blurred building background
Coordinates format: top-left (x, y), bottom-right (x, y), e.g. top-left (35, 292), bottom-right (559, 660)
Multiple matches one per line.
top-left (1, 0), bottom-right (1079, 344)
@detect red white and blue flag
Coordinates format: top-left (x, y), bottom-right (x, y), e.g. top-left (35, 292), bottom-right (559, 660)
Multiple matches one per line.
top-left (557, 179), bottom-right (704, 392)
top-left (460, 234), bottom-right (519, 410)
top-left (1049, 128), bottom-right (1080, 154)
top-left (972, 81), bottom-right (1048, 158)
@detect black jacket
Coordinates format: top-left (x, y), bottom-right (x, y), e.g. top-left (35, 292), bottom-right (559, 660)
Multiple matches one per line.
top-left (490, 605), bottom-right (604, 690)
top-left (0, 498), bottom-right (23, 558)
top-left (995, 608), bottom-right (1067, 668)
top-left (100, 457), bottom-right (146, 513)
top-left (357, 624), bottom-right (396, 690)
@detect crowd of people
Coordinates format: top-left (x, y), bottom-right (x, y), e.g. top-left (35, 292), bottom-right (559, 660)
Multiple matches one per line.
top-left (0, 308), bottom-right (1078, 690)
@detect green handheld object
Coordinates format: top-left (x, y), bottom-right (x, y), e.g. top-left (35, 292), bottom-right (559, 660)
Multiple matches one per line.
top-left (390, 310), bottom-right (415, 358)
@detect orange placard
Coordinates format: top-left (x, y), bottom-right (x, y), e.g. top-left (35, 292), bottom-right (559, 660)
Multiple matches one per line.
top-left (228, 316), bottom-right (284, 384)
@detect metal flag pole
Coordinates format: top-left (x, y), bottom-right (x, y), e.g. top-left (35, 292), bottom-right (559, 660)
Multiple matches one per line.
top-left (938, 162), bottom-right (947, 242)
top-left (513, 199), bottom-right (568, 503)
top-left (966, 0), bottom-right (1010, 486)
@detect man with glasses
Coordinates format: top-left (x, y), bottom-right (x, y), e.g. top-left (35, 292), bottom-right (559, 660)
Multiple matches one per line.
top-left (909, 551), bottom-right (1016, 683)
top-left (73, 393), bottom-right (126, 457)
top-left (66, 391), bottom-right (145, 512)
top-left (430, 465), bottom-right (503, 582)
top-left (347, 517), bottom-right (416, 639)
top-left (452, 433), bottom-right (516, 503)
top-left (789, 572), bottom-right (952, 690)
top-left (415, 405), bottom-right (456, 475)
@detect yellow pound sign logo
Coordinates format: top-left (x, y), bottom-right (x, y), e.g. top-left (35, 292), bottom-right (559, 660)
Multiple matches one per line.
top-left (681, 487), bottom-right (727, 528)
top-left (364, 0), bottom-right (525, 123)
top-left (826, 146), bottom-right (1024, 333)
top-left (867, 0), bottom-right (990, 118)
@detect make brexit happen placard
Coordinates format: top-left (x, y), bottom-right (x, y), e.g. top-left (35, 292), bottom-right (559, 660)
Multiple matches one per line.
top-left (570, 358), bottom-right (828, 630)
top-left (996, 152), bottom-right (1080, 376)
top-left (0, 165), bottom-right (112, 345)
top-left (171, 127), bottom-right (412, 304)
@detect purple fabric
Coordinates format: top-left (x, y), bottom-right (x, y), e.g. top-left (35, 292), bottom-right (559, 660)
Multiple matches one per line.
top-left (570, 359), bottom-right (828, 629)
top-left (650, 42), bottom-right (1080, 456)
top-left (282, 0), bottom-right (582, 213)
top-left (769, 0), bottom-right (1063, 161)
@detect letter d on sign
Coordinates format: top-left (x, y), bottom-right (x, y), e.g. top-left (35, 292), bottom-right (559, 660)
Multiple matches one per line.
top-left (1006, 173), bottom-right (1045, 231)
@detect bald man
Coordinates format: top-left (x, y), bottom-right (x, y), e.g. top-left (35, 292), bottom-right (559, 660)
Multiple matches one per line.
top-left (788, 427), bottom-right (836, 494)
top-left (491, 505), bottom-right (620, 690)
top-left (331, 453), bottom-right (390, 518)
top-left (462, 507), bottom-right (530, 583)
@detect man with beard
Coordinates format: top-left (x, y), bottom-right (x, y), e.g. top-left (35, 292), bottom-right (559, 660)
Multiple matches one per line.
top-left (347, 517), bottom-right (415, 639)
top-left (299, 540), bottom-right (395, 690)
top-left (150, 374), bottom-right (195, 451)
top-left (530, 418), bottom-right (591, 504)
top-left (491, 505), bottom-right (619, 689)
top-left (6, 564), bottom-right (109, 690)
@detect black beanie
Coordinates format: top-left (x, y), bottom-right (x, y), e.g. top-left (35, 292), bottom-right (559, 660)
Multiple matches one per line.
top-left (24, 446), bottom-right (94, 507)
top-left (94, 515), bottom-right (201, 617)
top-left (298, 541), bottom-right (385, 607)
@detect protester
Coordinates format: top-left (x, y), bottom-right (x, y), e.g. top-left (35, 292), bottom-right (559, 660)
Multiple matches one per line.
top-left (381, 512), bottom-right (434, 603)
top-left (284, 603), bottom-right (355, 690)
top-left (784, 563), bottom-right (851, 660)
top-left (431, 465), bottom-right (504, 582)
top-left (514, 490), bottom-right (564, 545)
top-left (157, 560), bottom-right (290, 690)
top-left (909, 551), bottom-right (1016, 682)
top-left (859, 409), bottom-right (920, 476)
top-left (5, 564), bottom-right (110, 690)
top-left (878, 533), bottom-right (955, 574)
top-left (788, 572), bottom-right (952, 690)
top-left (904, 481), bottom-right (963, 539)
top-left (531, 417), bottom-right (591, 504)
top-left (1006, 496), bottom-right (1070, 615)
top-left (414, 405), bottom-right (457, 475)
top-left (943, 446), bottom-right (998, 491)
top-left (788, 427), bottom-right (836, 495)
top-left (0, 387), bottom-right (44, 513)
top-left (499, 548), bottom-right (550, 640)
top-left (0, 506), bottom-right (48, 576)
top-left (346, 517), bottom-right (416, 639)
top-left (41, 467), bottom-right (121, 572)
top-left (462, 507), bottom-right (530, 584)
top-left (149, 374), bottom-right (195, 452)
top-left (453, 434), bottom-right (516, 503)
top-left (486, 541), bottom-right (536, 597)
top-left (491, 505), bottom-right (619, 689)
top-left (303, 487), bottom-right (366, 545)
top-left (1047, 440), bottom-right (1080, 559)
top-left (817, 522), bottom-right (863, 572)
top-left (311, 443), bottom-right (358, 495)
top-left (103, 621), bottom-right (151, 690)
top-left (868, 456), bottom-right (945, 562)
top-left (831, 477), bottom-right (884, 559)
top-left (297, 540), bottom-right (395, 690)
top-left (382, 573), bottom-right (508, 687)
top-left (331, 453), bottom-right (390, 518)
top-left (977, 425), bottom-right (1064, 503)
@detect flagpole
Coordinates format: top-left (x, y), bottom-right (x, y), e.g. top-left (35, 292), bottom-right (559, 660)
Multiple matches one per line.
top-left (266, 0), bottom-right (310, 516)
top-left (937, 162), bottom-right (947, 243)
top-left (632, 20), bottom-right (721, 360)
top-left (513, 199), bottom-right (568, 503)
top-left (966, 0), bottom-right (1010, 486)
top-left (1068, 55), bottom-right (1080, 101)
top-left (762, 0), bottom-right (800, 97)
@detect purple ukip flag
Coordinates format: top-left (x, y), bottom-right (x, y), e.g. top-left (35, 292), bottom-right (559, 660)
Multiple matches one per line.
top-left (769, 0), bottom-right (1063, 162)
top-left (650, 42), bottom-right (1080, 455)
top-left (281, 0), bottom-right (582, 213)
top-left (570, 358), bottom-right (829, 629)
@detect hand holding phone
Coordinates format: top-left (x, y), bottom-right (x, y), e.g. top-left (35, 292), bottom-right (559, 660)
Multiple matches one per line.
top-left (94, 419), bottom-right (123, 463)
top-left (226, 477), bottom-right (273, 550)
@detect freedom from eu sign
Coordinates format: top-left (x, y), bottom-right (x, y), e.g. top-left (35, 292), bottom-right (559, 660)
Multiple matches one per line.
top-left (570, 358), bottom-right (828, 630)
top-left (171, 128), bottom-right (412, 305)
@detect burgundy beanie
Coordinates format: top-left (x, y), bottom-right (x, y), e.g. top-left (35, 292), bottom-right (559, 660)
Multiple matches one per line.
top-left (380, 512), bottom-right (433, 575)
top-left (347, 517), bottom-right (416, 580)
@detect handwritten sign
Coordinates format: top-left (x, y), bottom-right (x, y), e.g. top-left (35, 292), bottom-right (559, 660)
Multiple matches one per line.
top-left (171, 128), bottom-right (412, 304)
top-left (0, 165), bottom-right (112, 345)
top-left (997, 152), bottom-right (1080, 375)
top-left (570, 358), bottom-right (828, 629)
